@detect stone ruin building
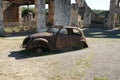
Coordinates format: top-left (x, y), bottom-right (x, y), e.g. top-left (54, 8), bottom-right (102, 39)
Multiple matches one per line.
top-left (0, 0), bottom-right (71, 35)
top-left (107, 0), bottom-right (120, 28)
top-left (0, 0), bottom-right (120, 35)
top-left (71, 0), bottom-right (109, 28)
top-left (71, 0), bottom-right (120, 29)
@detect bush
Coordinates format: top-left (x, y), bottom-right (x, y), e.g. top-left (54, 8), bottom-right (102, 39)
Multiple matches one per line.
top-left (22, 7), bottom-right (35, 18)
top-left (21, 7), bottom-right (49, 18)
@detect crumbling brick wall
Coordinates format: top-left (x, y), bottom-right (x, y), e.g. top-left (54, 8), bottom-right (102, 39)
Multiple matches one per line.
top-left (3, 3), bottom-right (19, 22)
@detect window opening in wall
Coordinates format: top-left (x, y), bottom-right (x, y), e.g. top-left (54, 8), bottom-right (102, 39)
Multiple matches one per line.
top-left (71, 0), bottom-right (76, 4)
top-left (20, 5), bottom-right (35, 22)
top-left (46, 1), bottom-right (55, 26)
top-left (118, 0), bottom-right (120, 7)
top-left (3, 1), bottom-right (36, 33)
top-left (118, 15), bottom-right (120, 23)
top-left (118, 2), bottom-right (120, 7)
top-left (45, 4), bottom-right (49, 25)
top-left (45, 4), bottom-right (48, 15)
top-left (18, 5), bottom-right (35, 32)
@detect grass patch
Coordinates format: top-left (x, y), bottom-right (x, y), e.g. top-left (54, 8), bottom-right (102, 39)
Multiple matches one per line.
top-left (4, 27), bottom-right (22, 33)
top-left (49, 61), bottom-right (59, 67)
top-left (76, 53), bottom-right (95, 68)
top-left (0, 37), bottom-right (23, 41)
top-left (4, 26), bottom-right (36, 33)
top-left (76, 58), bottom-right (91, 68)
top-left (94, 76), bottom-right (109, 80)
top-left (48, 75), bottom-right (63, 80)
top-left (48, 53), bottom-right (95, 80)
top-left (0, 37), bottom-right (5, 40)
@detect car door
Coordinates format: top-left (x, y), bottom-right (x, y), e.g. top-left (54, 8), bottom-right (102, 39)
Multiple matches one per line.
top-left (68, 28), bottom-right (82, 45)
top-left (55, 28), bottom-right (72, 49)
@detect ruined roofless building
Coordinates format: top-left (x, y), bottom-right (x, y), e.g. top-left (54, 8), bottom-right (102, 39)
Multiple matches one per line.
top-left (71, 0), bottom-right (97, 28)
top-left (107, 0), bottom-right (120, 29)
top-left (0, 0), bottom-right (119, 35)
top-left (0, 0), bottom-right (71, 35)
top-left (71, 0), bottom-right (120, 29)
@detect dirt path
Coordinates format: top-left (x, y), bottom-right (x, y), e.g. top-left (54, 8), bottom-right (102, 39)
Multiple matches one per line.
top-left (81, 38), bottom-right (120, 80)
top-left (0, 28), bottom-right (120, 80)
top-left (81, 28), bottom-right (120, 80)
top-left (0, 37), bottom-right (91, 80)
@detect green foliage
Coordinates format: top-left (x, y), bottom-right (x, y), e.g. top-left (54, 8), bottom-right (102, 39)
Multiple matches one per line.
top-left (21, 7), bottom-right (35, 18)
top-left (21, 7), bottom-right (49, 18)
top-left (45, 9), bottom-right (49, 15)
top-left (92, 9), bottom-right (108, 14)
top-left (94, 77), bottom-right (109, 80)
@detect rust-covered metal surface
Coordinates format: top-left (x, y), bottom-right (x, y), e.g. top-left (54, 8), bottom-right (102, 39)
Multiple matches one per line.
top-left (3, 0), bottom-right (34, 5)
top-left (3, 0), bottom-right (50, 5)
top-left (22, 26), bottom-right (88, 52)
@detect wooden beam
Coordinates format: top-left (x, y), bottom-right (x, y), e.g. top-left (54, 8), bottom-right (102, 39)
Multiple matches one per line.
top-left (3, 0), bottom-right (34, 5)
top-left (3, 0), bottom-right (50, 5)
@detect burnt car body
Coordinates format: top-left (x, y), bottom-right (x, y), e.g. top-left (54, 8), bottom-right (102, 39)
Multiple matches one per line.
top-left (22, 26), bottom-right (88, 52)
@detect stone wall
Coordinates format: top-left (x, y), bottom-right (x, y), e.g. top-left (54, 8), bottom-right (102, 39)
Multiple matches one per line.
top-left (3, 3), bottom-right (19, 22)
top-left (35, 0), bottom-right (46, 32)
top-left (47, 0), bottom-right (54, 26)
top-left (54, 0), bottom-right (71, 26)
top-left (70, 0), bottom-right (96, 27)
top-left (0, 0), bottom-right (4, 35)
top-left (70, 4), bottom-right (79, 26)
top-left (1, 0), bottom-right (119, 35)
top-left (70, 0), bottom-right (111, 28)
top-left (107, 0), bottom-right (119, 28)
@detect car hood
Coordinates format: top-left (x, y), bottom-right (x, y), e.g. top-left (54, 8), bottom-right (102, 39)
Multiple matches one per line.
top-left (30, 32), bottom-right (53, 38)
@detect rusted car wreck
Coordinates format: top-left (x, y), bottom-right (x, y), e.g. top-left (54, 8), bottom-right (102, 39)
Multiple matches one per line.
top-left (22, 26), bottom-right (88, 52)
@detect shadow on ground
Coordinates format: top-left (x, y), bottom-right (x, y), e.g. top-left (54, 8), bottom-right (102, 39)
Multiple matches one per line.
top-left (83, 28), bottom-right (120, 38)
top-left (4, 31), bottom-right (35, 37)
top-left (9, 47), bottom-right (87, 60)
top-left (2, 28), bottom-right (120, 39)
top-left (8, 50), bottom-right (63, 60)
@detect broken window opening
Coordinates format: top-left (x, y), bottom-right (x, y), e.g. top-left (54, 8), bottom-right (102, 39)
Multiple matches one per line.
top-left (118, 0), bottom-right (120, 7)
top-left (117, 15), bottom-right (120, 23)
top-left (71, 0), bottom-right (76, 4)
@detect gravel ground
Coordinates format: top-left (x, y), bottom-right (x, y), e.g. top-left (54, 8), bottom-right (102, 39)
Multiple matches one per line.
top-left (82, 28), bottom-right (120, 80)
top-left (0, 28), bottom-right (120, 80)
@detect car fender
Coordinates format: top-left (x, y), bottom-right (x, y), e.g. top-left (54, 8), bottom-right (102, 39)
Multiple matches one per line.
top-left (30, 38), bottom-right (55, 50)
top-left (33, 38), bottom-right (48, 43)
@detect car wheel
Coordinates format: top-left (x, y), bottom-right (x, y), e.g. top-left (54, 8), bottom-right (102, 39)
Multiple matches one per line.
top-left (81, 41), bottom-right (88, 48)
top-left (31, 40), bottom-right (49, 52)
top-left (36, 48), bottom-right (42, 53)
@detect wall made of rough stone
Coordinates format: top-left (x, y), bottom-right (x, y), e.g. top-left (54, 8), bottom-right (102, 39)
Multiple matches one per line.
top-left (47, 0), bottom-right (54, 25)
top-left (0, 0), bottom-right (4, 35)
top-left (3, 3), bottom-right (19, 22)
top-left (35, 0), bottom-right (46, 32)
top-left (54, 0), bottom-right (71, 26)
top-left (70, 4), bottom-right (79, 26)
top-left (107, 0), bottom-right (119, 28)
